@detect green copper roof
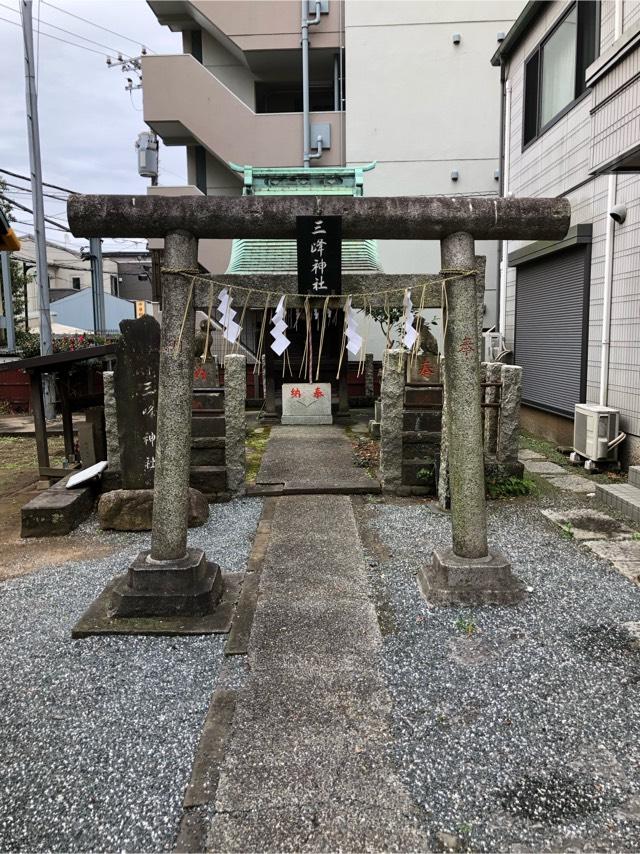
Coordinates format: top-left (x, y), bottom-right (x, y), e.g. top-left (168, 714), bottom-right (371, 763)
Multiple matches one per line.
top-left (224, 163), bottom-right (382, 275)
top-left (226, 238), bottom-right (382, 274)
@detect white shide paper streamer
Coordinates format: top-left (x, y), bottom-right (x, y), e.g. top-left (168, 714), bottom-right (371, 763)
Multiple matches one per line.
top-left (269, 295), bottom-right (291, 356)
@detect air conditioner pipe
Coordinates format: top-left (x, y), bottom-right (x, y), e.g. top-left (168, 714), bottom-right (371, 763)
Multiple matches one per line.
top-left (302, 0), bottom-right (322, 167)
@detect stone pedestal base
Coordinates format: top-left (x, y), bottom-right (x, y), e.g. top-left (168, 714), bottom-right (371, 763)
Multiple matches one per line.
top-left (418, 548), bottom-right (526, 606)
top-left (111, 547), bottom-right (223, 617)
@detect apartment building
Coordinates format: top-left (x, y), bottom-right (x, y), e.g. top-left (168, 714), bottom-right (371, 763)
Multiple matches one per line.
top-left (142, 0), bottom-right (522, 350)
top-left (492, 0), bottom-right (640, 463)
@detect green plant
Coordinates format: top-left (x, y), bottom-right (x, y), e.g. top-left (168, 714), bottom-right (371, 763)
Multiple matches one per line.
top-left (486, 475), bottom-right (535, 499)
top-left (455, 616), bottom-right (476, 635)
top-left (633, 532), bottom-right (640, 541)
top-left (457, 822), bottom-right (473, 838)
top-left (417, 464), bottom-right (435, 483)
top-left (561, 522), bottom-right (574, 539)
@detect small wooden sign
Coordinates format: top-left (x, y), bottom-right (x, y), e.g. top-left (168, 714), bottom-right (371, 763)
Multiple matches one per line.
top-left (296, 216), bottom-right (342, 296)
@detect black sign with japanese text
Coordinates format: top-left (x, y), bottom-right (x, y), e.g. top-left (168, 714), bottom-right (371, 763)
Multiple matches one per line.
top-left (296, 215), bottom-right (342, 295)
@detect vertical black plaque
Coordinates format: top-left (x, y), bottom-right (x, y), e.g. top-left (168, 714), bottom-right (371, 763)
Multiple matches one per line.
top-left (114, 314), bottom-right (161, 489)
top-left (296, 215), bottom-right (342, 295)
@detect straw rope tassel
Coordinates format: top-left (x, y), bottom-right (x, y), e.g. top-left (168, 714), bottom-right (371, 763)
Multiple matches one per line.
top-left (315, 295), bottom-right (331, 382)
top-left (174, 275), bottom-right (196, 355)
top-left (234, 290), bottom-right (251, 355)
top-left (203, 281), bottom-right (214, 363)
top-left (254, 291), bottom-right (272, 374)
top-left (336, 301), bottom-right (349, 380)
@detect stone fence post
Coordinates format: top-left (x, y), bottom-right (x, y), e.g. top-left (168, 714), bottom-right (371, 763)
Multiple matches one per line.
top-left (364, 353), bottom-right (374, 398)
top-left (497, 364), bottom-right (522, 463)
top-left (484, 361), bottom-right (502, 457)
top-left (224, 354), bottom-right (246, 495)
top-left (103, 371), bottom-right (120, 474)
top-left (380, 349), bottom-right (405, 490)
top-left (437, 358), bottom-right (449, 509)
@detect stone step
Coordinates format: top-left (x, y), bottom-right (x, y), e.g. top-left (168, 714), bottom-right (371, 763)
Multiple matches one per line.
top-left (402, 458), bottom-right (437, 490)
top-left (192, 413), bottom-right (225, 438)
top-left (403, 410), bottom-right (442, 432)
top-left (192, 392), bottom-right (224, 412)
top-left (402, 430), bottom-right (440, 459)
top-left (404, 386), bottom-right (443, 408)
top-left (21, 476), bottom-right (96, 537)
top-left (596, 482), bottom-right (640, 525)
top-left (190, 465), bottom-right (227, 497)
top-left (629, 466), bottom-right (640, 488)
top-left (191, 437), bottom-right (225, 467)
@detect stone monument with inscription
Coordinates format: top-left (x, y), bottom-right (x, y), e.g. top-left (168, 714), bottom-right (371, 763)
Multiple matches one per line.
top-left (281, 382), bottom-right (332, 425)
top-left (113, 315), bottom-right (161, 488)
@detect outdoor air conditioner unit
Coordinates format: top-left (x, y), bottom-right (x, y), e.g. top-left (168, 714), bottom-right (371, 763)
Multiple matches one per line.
top-left (482, 331), bottom-right (504, 362)
top-left (572, 403), bottom-right (625, 469)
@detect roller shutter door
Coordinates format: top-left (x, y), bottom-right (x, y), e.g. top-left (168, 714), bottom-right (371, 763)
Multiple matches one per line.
top-left (514, 246), bottom-right (588, 416)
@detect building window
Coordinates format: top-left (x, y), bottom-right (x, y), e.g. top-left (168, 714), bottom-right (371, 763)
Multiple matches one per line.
top-left (523, 1), bottom-right (598, 147)
top-left (111, 275), bottom-right (118, 296)
top-left (72, 276), bottom-right (81, 290)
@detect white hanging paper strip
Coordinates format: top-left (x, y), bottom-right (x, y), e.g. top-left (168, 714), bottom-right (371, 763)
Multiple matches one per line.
top-left (344, 297), bottom-right (363, 357)
top-left (217, 288), bottom-right (242, 344)
top-left (269, 295), bottom-right (290, 355)
top-left (402, 289), bottom-right (418, 350)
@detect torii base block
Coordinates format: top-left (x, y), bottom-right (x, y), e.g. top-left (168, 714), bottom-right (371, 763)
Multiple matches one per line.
top-left (110, 548), bottom-right (223, 618)
top-left (418, 549), bottom-right (525, 606)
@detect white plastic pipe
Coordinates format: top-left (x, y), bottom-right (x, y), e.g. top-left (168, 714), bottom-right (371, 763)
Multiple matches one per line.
top-left (599, 0), bottom-right (623, 406)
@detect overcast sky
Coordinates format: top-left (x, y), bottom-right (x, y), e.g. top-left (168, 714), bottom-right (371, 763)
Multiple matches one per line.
top-left (0, 0), bottom-right (187, 251)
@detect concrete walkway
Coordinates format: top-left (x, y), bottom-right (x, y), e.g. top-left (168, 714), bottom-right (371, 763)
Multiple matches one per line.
top-left (255, 424), bottom-right (379, 494)
top-left (207, 494), bottom-right (427, 851)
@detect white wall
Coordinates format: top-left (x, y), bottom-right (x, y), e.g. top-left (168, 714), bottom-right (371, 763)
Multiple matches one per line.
top-left (502, 0), bottom-right (640, 444)
top-left (344, 0), bottom-right (523, 327)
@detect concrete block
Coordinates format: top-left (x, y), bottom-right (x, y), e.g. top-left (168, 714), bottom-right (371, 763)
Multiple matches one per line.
top-left (21, 476), bottom-right (96, 538)
top-left (418, 548), bottom-right (526, 606)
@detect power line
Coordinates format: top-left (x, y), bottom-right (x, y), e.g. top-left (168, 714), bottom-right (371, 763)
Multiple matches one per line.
top-left (2, 181), bottom-right (68, 201)
top-left (0, 168), bottom-right (77, 194)
top-left (41, 0), bottom-right (155, 53)
top-left (0, 2), bottom-right (136, 56)
top-left (0, 14), bottom-right (112, 56)
top-left (13, 218), bottom-right (71, 234)
top-left (0, 194), bottom-right (71, 232)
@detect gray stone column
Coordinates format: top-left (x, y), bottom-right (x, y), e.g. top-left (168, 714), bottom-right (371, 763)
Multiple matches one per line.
top-left (441, 233), bottom-right (487, 559)
top-left (224, 354), bottom-right (246, 495)
top-left (380, 349), bottom-right (404, 490)
top-left (103, 371), bottom-right (120, 473)
top-left (364, 353), bottom-right (374, 398)
top-left (418, 233), bottom-right (524, 605)
top-left (484, 362), bottom-right (502, 457)
top-left (150, 231), bottom-right (198, 561)
top-left (497, 364), bottom-right (522, 463)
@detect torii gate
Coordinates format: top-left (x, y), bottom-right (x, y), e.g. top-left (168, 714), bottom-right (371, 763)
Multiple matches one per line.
top-left (68, 194), bottom-right (570, 618)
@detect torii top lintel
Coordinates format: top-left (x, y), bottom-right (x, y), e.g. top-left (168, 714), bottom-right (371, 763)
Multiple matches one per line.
top-left (67, 194), bottom-right (571, 242)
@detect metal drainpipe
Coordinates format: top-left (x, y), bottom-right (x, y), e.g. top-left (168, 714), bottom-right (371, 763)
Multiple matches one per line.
top-left (599, 0), bottom-right (623, 406)
top-left (498, 76), bottom-right (512, 339)
top-left (302, 0), bottom-right (322, 167)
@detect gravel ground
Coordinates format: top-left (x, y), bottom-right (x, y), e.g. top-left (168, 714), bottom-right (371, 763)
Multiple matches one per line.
top-left (0, 498), bottom-right (262, 853)
top-left (363, 493), bottom-right (640, 852)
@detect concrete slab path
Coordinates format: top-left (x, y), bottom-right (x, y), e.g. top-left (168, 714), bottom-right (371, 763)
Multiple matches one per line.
top-left (207, 494), bottom-right (427, 852)
top-left (255, 424), bottom-right (379, 494)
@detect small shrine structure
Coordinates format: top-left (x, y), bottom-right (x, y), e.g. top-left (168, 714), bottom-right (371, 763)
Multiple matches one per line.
top-left (225, 163), bottom-right (381, 421)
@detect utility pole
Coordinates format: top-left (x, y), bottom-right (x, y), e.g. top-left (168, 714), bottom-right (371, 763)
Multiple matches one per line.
top-left (0, 253), bottom-right (16, 351)
top-left (88, 237), bottom-right (106, 333)
top-left (22, 0), bottom-right (53, 414)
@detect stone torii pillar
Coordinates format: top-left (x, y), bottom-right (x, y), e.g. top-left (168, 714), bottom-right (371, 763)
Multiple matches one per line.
top-left (68, 194), bottom-right (570, 616)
